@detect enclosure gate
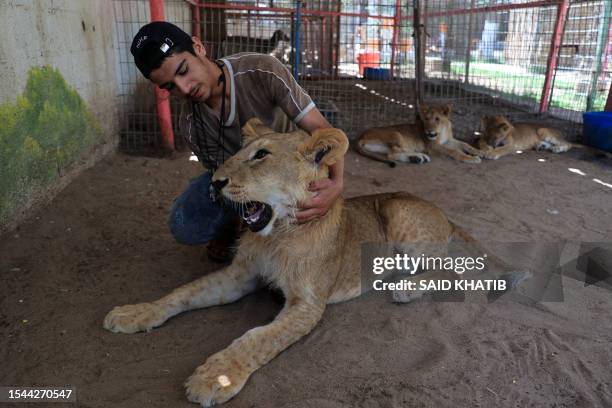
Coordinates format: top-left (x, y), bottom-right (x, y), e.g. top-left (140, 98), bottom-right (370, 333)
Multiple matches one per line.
top-left (112, 0), bottom-right (612, 152)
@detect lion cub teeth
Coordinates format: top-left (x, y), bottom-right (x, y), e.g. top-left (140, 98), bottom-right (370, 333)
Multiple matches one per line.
top-left (244, 203), bottom-right (264, 224)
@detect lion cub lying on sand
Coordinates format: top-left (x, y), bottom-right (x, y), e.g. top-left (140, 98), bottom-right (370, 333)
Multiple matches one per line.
top-left (479, 115), bottom-right (573, 160)
top-left (104, 119), bottom-right (515, 407)
top-left (356, 104), bottom-right (482, 166)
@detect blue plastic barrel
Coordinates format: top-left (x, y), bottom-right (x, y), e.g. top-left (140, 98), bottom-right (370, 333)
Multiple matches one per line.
top-left (583, 111), bottom-right (612, 152)
top-left (364, 67), bottom-right (391, 81)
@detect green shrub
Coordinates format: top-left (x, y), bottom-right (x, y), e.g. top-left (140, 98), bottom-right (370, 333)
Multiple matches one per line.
top-left (0, 66), bottom-right (101, 225)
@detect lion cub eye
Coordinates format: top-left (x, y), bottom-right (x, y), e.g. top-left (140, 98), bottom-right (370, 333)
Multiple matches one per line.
top-left (252, 149), bottom-right (270, 160)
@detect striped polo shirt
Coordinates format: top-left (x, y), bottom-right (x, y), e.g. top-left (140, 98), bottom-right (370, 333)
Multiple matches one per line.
top-left (180, 53), bottom-right (315, 168)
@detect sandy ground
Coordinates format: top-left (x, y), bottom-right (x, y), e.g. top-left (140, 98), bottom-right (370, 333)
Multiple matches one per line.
top-left (1, 145), bottom-right (612, 408)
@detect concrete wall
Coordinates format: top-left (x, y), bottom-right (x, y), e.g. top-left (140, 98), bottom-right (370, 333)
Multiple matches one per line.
top-left (0, 0), bottom-right (118, 233)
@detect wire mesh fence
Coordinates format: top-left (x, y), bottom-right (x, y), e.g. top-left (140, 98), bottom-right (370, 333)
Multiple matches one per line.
top-left (422, 1), bottom-right (559, 108)
top-left (112, 0), bottom-right (192, 153)
top-left (112, 0), bottom-right (611, 152)
top-left (551, 1), bottom-right (611, 118)
top-left (421, 0), bottom-right (611, 127)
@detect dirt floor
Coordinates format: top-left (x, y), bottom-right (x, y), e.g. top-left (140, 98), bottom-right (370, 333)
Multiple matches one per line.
top-left (1, 145), bottom-right (612, 408)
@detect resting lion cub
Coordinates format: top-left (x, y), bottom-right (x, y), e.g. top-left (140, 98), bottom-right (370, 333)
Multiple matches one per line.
top-left (356, 104), bottom-right (482, 166)
top-left (104, 119), bottom-right (513, 406)
top-left (479, 115), bottom-right (573, 160)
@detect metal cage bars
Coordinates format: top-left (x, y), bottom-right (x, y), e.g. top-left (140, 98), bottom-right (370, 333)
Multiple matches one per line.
top-left (112, 0), bottom-right (611, 152)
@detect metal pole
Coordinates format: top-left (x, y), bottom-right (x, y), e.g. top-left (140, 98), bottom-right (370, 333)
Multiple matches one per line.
top-left (599, 19), bottom-right (612, 84)
top-left (334, 0), bottom-right (341, 79)
top-left (149, 0), bottom-right (175, 150)
top-left (464, 0), bottom-right (476, 84)
top-left (587, 1), bottom-right (611, 112)
top-left (328, 13), bottom-right (334, 75)
top-left (539, 0), bottom-right (569, 114)
top-left (293, 0), bottom-right (302, 81)
top-left (414, 0), bottom-right (425, 108)
top-left (191, 0), bottom-right (200, 38)
top-left (390, 0), bottom-right (401, 79)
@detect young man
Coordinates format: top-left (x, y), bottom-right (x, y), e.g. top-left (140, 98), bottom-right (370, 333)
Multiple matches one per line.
top-left (130, 22), bottom-right (344, 260)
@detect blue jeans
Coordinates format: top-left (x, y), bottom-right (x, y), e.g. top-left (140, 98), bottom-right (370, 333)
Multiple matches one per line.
top-left (168, 172), bottom-right (234, 245)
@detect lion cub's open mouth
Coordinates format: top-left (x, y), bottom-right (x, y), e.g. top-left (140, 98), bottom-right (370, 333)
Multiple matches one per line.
top-left (241, 201), bottom-right (273, 232)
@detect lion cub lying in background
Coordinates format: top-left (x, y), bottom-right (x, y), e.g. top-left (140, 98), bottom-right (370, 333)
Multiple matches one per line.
top-left (479, 115), bottom-right (573, 160)
top-left (356, 104), bottom-right (482, 166)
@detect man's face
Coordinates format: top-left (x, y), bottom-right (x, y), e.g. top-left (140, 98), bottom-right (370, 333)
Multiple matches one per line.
top-left (149, 38), bottom-right (215, 102)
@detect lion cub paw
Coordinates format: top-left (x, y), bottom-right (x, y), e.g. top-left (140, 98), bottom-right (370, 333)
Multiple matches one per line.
top-left (185, 355), bottom-right (250, 407)
top-left (552, 145), bottom-right (570, 153)
top-left (463, 155), bottom-right (482, 164)
top-left (392, 288), bottom-right (425, 303)
top-left (483, 152), bottom-right (500, 160)
top-left (408, 153), bottom-right (431, 164)
top-left (103, 302), bottom-right (166, 334)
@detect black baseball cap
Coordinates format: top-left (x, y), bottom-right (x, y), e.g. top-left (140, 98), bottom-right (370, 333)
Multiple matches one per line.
top-left (131, 21), bottom-right (193, 78)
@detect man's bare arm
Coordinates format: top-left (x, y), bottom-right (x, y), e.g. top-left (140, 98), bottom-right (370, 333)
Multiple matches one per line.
top-left (295, 108), bottom-right (345, 223)
top-left (297, 107), bottom-right (332, 133)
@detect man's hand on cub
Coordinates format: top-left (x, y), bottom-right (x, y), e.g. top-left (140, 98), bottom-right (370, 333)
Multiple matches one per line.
top-left (295, 178), bottom-right (343, 223)
top-left (295, 158), bottom-right (344, 224)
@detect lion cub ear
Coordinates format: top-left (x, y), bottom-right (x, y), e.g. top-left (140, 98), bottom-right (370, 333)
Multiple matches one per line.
top-left (418, 104), bottom-right (430, 118)
top-left (480, 115), bottom-right (490, 129)
top-left (242, 118), bottom-right (274, 145)
top-left (440, 104), bottom-right (452, 117)
top-left (299, 128), bottom-right (349, 166)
